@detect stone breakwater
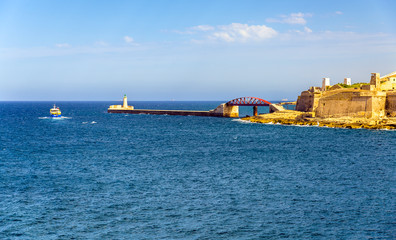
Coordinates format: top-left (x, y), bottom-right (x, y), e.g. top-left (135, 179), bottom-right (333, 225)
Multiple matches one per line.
top-left (242, 110), bottom-right (396, 130)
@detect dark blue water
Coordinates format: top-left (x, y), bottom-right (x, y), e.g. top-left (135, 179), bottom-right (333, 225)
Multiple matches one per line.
top-left (0, 102), bottom-right (395, 239)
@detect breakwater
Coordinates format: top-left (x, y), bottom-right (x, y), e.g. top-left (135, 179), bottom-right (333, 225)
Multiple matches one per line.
top-left (107, 95), bottom-right (276, 118)
top-left (107, 108), bottom-right (223, 117)
top-left (108, 95), bottom-right (240, 117)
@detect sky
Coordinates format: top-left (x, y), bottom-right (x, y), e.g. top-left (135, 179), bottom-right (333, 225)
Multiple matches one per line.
top-left (0, 0), bottom-right (395, 101)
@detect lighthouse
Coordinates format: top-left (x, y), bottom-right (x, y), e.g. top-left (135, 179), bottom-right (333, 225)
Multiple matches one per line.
top-left (108, 94), bottom-right (134, 110)
top-left (123, 94), bottom-right (128, 108)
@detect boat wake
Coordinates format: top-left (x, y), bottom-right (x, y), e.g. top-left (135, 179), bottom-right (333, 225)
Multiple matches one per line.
top-left (39, 116), bottom-right (72, 120)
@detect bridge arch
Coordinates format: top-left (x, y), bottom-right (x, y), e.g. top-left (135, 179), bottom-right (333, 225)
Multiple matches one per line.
top-left (225, 97), bottom-right (271, 116)
top-left (226, 97), bottom-right (271, 106)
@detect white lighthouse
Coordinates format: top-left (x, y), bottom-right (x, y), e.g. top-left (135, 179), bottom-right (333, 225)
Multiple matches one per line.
top-left (108, 94), bottom-right (134, 110)
top-left (122, 94), bottom-right (128, 108)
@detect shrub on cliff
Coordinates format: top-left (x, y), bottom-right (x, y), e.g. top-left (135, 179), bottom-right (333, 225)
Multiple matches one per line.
top-left (337, 83), bottom-right (370, 88)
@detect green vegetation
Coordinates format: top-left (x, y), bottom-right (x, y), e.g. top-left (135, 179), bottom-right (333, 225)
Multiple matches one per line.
top-left (337, 83), bottom-right (370, 88)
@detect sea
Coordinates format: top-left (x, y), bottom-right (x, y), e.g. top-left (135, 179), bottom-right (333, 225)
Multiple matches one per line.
top-left (0, 101), bottom-right (395, 239)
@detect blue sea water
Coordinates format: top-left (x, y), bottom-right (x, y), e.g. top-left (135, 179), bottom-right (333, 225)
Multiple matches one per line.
top-left (0, 101), bottom-right (395, 239)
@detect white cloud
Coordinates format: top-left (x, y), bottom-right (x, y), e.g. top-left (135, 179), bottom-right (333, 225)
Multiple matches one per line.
top-left (191, 25), bottom-right (215, 31)
top-left (207, 23), bottom-right (277, 42)
top-left (335, 11), bottom-right (343, 15)
top-left (124, 36), bottom-right (134, 44)
top-left (304, 26), bottom-right (313, 33)
top-left (55, 43), bottom-right (70, 48)
top-left (266, 12), bottom-right (312, 25)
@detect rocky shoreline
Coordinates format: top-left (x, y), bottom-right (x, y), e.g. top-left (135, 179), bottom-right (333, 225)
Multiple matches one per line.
top-left (242, 110), bottom-right (396, 130)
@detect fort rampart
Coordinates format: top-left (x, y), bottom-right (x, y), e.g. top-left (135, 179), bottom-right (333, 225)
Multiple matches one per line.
top-left (296, 71), bottom-right (396, 119)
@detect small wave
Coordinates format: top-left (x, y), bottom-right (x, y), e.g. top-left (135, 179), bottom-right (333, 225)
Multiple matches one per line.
top-left (230, 118), bottom-right (395, 131)
top-left (231, 119), bottom-right (257, 124)
top-left (82, 121), bottom-right (96, 124)
top-left (281, 124), bottom-right (319, 128)
top-left (378, 128), bottom-right (396, 131)
top-left (261, 122), bottom-right (321, 128)
top-left (233, 119), bottom-right (321, 128)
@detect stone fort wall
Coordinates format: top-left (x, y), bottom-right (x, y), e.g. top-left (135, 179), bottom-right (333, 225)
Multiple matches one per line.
top-left (314, 90), bottom-right (387, 118)
top-left (295, 72), bottom-right (396, 119)
top-left (295, 89), bottom-right (395, 119)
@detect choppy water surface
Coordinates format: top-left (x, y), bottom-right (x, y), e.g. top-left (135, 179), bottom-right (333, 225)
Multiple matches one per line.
top-left (0, 102), bottom-right (395, 239)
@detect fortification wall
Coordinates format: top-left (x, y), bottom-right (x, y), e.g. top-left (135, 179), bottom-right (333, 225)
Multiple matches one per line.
top-left (295, 91), bottom-right (321, 112)
top-left (315, 90), bottom-right (386, 118)
top-left (369, 92), bottom-right (387, 118)
top-left (385, 92), bottom-right (396, 117)
top-left (295, 71), bottom-right (396, 119)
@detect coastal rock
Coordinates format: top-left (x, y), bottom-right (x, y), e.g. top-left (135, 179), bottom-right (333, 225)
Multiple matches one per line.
top-left (242, 112), bottom-right (396, 130)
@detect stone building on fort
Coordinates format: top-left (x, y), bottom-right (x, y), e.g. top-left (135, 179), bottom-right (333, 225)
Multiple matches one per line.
top-left (295, 71), bottom-right (396, 118)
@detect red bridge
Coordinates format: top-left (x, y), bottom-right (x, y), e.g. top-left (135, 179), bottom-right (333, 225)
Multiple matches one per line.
top-left (226, 97), bottom-right (272, 116)
top-left (226, 97), bottom-right (271, 106)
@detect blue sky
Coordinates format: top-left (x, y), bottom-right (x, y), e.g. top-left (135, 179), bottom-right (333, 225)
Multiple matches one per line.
top-left (0, 0), bottom-right (395, 101)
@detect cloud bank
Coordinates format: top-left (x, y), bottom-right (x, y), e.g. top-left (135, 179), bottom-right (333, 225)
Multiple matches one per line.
top-left (210, 23), bottom-right (278, 42)
top-left (266, 12), bottom-right (312, 25)
top-left (188, 23), bottom-right (277, 43)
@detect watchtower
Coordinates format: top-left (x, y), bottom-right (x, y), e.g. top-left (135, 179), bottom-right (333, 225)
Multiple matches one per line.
top-left (344, 78), bottom-right (351, 86)
top-left (322, 78), bottom-right (330, 91)
top-left (370, 73), bottom-right (380, 90)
